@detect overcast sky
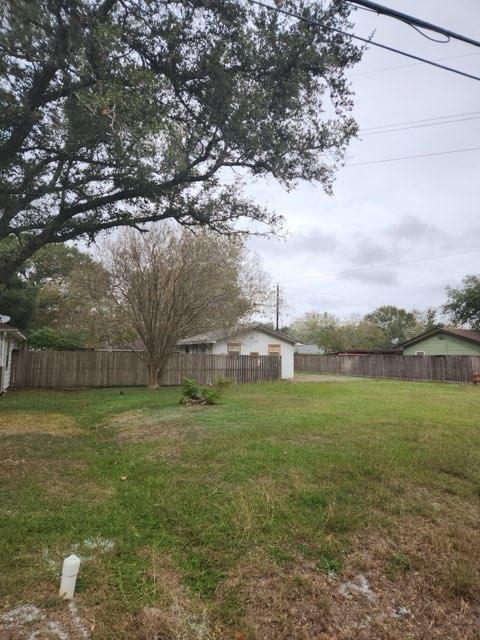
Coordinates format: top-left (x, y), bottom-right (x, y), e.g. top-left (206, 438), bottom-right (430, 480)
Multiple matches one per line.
top-left (245, 0), bottom-right (480, 325)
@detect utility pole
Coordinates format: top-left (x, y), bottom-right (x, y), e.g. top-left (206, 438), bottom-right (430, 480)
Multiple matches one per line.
top-left (276, 283), bottom-right (280, 331)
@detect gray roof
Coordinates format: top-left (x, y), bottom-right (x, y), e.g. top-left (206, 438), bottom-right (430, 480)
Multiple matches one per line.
top-left (176, 330), bottom-right (225, 345)
top-left (177, 323), bottom-right (298, 346)
top-left (295, 344), bottom-right (324, 355)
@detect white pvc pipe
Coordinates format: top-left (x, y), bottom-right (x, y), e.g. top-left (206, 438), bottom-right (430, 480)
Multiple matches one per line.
top-left (59, 554), bottom-right (80, 600)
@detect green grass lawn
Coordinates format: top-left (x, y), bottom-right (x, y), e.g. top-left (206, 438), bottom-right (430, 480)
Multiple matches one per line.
top-left (1, 379), bottom-right (480, 639)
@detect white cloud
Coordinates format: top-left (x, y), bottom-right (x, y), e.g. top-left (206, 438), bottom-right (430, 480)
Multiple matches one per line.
top-left (243, 1), bottom-right (480, 320)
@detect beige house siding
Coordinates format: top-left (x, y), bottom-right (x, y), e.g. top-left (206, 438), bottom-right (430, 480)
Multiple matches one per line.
top-left (403, 334), bottom-right (480, 356)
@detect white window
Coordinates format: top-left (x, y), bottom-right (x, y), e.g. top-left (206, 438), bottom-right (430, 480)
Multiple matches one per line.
top-left (415, 351), bottom-right (425, 356)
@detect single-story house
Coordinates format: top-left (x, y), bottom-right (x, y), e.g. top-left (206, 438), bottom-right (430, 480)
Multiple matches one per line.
top-left (0, 319), bottom-right (25, 392)
top-left (177, 324), bottom-right (297, 379)
top-left (397, 327), bottom-right (480, 356)
top-left (295, 344), bottom-right (324, 355)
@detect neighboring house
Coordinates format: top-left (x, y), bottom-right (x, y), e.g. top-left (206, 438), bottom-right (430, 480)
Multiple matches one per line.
top-left (397, 327), bottom-right (480, 356)
top-left (295, 344), bottom-right (324, 355)
top-left (177, 324), bottom-right (297, 379)
top-left (0, 320), bottom-right (25, 392)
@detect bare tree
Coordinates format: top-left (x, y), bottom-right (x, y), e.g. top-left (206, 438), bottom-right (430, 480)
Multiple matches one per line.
top-left (107, 225), bottom-right (269, 389)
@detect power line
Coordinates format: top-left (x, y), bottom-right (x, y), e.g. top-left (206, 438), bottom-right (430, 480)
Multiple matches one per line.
top-left (247, 0), bottom-right (480, 82)
top-left (219, 143), bottom-right (480, 184)
top-left (346, 145), bottom-right (480, 167)
top-left (279, 249), bottom-right (480, 284)
top-left (361, 110), bottom-right (480, 132)
top-left (221, 142), bottom-right (480, 183)
top-left (352, 52), bottom-right (480, 76)
top-left (360, 115), bottom-right (480, 136)
top-left (348, 0), bottom-right (480, 49)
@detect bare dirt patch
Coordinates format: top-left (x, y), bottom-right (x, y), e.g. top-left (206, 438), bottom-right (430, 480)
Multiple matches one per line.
top-left (0, 411), bottom-right (80, 436)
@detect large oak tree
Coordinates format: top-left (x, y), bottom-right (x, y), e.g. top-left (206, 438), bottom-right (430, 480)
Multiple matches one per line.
top-left (0, 0), bottom-right (361, 280)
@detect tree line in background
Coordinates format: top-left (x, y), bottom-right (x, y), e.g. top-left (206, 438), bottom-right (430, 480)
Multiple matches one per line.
top-left (287, 307), bottom-right (438, 353)
top-left (284, 275), bottom-right (480, 353)
top-left (2, 230), bottom-right (480, 358)
top-left (0, 243), bottom-right (114, 348)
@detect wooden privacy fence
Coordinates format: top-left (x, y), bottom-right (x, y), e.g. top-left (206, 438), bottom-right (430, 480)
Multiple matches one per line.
top-left (12, 350), bottom-right (281, 389)
top-left (295, 354), bottom-right (480, 384)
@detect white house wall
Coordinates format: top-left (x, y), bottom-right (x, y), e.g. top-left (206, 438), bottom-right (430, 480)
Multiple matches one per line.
top-left (211, 330), bottom-right (294, 379)
top-left (0, 333), bottom-right (13, 391)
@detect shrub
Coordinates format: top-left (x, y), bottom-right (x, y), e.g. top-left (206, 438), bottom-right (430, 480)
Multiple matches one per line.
top-left (200, 387), bottom-right (221, 405)
top-left (27, 326), bottom-right (86, 350)
top-left (181, 377), bottom-right (201, 400)
top-left (180, 377), bottom-right (230, 406)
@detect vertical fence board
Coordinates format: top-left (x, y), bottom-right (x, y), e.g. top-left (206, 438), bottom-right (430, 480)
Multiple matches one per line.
top-left (11, 351), bottom-right (281, 388)
top-left (294, 354), bottom-right (480, 384)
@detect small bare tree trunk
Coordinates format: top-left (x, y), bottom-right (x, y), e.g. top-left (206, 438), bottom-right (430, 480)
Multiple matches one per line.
top-left (146, 363), bottom-right (160, 390)
top-left (146, 355), bottom-right (168, 390)
top-left (108, 227), bottom-right (268, 393)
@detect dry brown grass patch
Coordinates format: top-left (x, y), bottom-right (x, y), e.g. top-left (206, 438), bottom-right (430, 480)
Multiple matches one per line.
top-left (293, 373), bottom-right (359, 383)
top-left (0, 411), bottom-right (79, 436)
top-left (217, 551), bottom-right (333, 640)
top-left (216, 501), bottom-right (480, 640)
top-left (336, 501), bottom-right (480, 639)
top-left (332, 525), bottom-right (479, 639)
top-left (0, 596), bottom-right (94, 640)
top-left (0, 441), bottom-right (109, 504)
top-left (107, 410), bottom-right (182, 442)
top-left (106, 408), bottom-right (202, 456)
top-left (131, 551), bottom-right (222, 640)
